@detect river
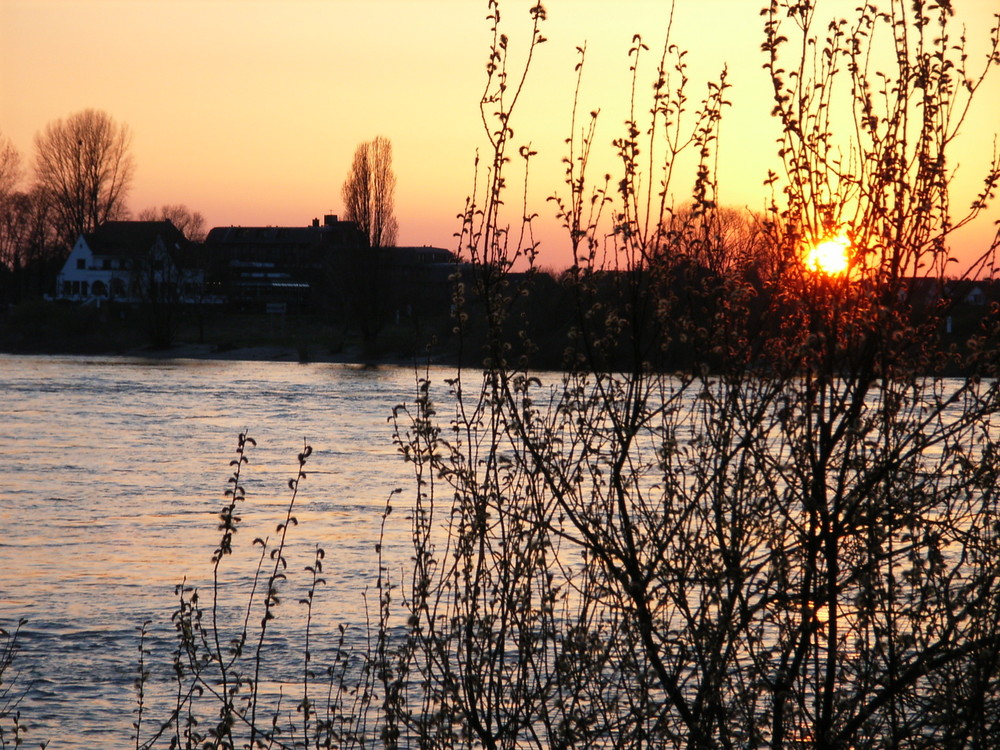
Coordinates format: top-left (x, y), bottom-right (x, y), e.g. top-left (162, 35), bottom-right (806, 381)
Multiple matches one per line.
top-left (0, 354), bottom-right (439, 749)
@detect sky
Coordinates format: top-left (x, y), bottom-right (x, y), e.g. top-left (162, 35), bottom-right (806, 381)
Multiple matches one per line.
top-left (2, 0), bottom-right (998, 270)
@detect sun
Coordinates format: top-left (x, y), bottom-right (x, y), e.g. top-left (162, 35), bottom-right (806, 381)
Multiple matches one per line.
top-left (804, 230), bottom-right (851, 276)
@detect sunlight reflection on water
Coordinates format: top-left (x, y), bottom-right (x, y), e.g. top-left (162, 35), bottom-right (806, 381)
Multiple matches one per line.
top-left (0, 354), bottom-right (437, 749)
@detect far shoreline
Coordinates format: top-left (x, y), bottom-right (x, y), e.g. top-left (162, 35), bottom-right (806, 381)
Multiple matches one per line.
top-left (0, 301), bottom-right (460, 368)
top-left (0, 341), bottom-right (445, 368)
top-left (140, 342), bottom-right (455, 367)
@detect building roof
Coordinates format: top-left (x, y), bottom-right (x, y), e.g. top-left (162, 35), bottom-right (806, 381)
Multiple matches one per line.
top-left (204, 218), bottom-right (368, 250)
top-left (384, 246), bottom-right (456, 264)
top-left (83, 220), bottom-right (191, 260)
top-left (205, 225), bottom-right (324, 247)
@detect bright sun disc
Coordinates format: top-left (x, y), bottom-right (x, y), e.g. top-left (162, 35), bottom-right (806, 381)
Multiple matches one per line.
top-left (804, 232), bottom-right (851, 275)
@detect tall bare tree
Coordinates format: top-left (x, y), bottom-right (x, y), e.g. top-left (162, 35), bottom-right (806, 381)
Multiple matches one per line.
top-left (341, 135), bottom-right (398, 248)
top-left (389, 2), bottom-right (1000, 749)
top-left (33, 108), bottom-right (135, 249)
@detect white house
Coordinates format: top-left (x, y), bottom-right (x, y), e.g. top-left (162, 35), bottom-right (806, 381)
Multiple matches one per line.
top-left (56, 220), bottom-right (204, 305)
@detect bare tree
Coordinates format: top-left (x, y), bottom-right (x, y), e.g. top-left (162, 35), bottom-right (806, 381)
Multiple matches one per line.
top-left (0, 133), bottom-right (26, 274)
top-left (0, 192), bottom-right (38, 273)
top-left (0, 171), bottom-right (60, 301)
top-left (341, 135), bottom-right (398, 248)
top-left (137, 204), bottom-right (206, 242)
top-left (0, 134), bottom-right (65, 300)
top-left (335, 136), bottom-right (399, 354)
top-left (131, 3), bottom-right (1000, 749)
top-left (388, 2), bottom-right (1000, 749)
top-left (654, 204), bottom-right (779, 280)
top-left (0, 132), bottom-right (23, 205)
top-left (33, 109), bottom-right (135, 249)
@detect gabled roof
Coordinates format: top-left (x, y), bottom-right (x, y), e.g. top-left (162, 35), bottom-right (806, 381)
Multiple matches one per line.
top-left (82, 220), bottom-right (190, 259)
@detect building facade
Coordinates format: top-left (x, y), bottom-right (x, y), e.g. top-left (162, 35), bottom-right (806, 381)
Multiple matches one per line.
top-left (55, 220), bottom-right (204, 305)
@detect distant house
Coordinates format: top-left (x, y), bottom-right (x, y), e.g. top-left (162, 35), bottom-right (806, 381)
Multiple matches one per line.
top-left (55, 220), bottom-right (204, 305)
top-left (945, 279), bottom-right (994, 307)
top-left (897, 277), bottom-right (1000, 312)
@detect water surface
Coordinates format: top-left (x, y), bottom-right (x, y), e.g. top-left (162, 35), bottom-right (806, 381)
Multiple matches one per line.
top-left (0, 354), bottom-right (434, 748)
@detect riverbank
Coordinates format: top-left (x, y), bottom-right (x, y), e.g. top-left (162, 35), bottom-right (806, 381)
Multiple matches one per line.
top-left (0, 300), bottom-right (456, 366)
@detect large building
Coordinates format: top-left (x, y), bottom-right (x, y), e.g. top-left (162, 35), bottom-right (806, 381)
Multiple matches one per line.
top-left (203, 215), bottom-right (367, 312)
top-left (204, 215), bottom-right (457, 316)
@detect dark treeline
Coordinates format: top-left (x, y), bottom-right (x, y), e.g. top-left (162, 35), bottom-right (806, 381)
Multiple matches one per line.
top-left (3, 232), bottom-right (999, 376)
top-left (457, 258), bottom-right (1000, 376)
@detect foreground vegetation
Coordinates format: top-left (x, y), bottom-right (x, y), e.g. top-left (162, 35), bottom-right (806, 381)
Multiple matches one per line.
top-left (3, 1), bottom-right (1000, 748)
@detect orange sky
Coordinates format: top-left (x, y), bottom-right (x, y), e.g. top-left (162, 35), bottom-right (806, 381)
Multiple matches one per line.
top-left (2, 0), bottom-right (998, 270)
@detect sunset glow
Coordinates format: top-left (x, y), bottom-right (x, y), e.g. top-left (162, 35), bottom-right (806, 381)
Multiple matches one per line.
top-left (1, 1), bottom-right (998, 269)
top-left (804, 231), bottom-right (851, 276)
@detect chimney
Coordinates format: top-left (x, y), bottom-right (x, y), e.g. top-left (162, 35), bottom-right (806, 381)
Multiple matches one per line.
top-left (312, 217), bottom-right (320, 228)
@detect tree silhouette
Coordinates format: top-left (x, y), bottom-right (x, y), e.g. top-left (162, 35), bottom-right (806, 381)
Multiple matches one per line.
top-left (341, 135), bottom-right (398, 249)
top-left (0, 135), bottom-right (61, 301)
top-left (33, 108), bottom-right (134, 249)
top-left (137, 204), bottom-right (206, 242)
top-left (388, 2), bottom-right (1000, 748)
top-left (0, 132), bottom-right (22, 206)
top-left (132, 3), bottom-right (1000, 748)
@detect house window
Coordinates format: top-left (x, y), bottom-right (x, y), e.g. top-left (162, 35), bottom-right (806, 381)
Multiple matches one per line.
top-left (92, 281), bottom-right (107, 297)
top-left (81, 281), bottom-right (89, 296)
top-left (76, 258), bottom-right (86, 270)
